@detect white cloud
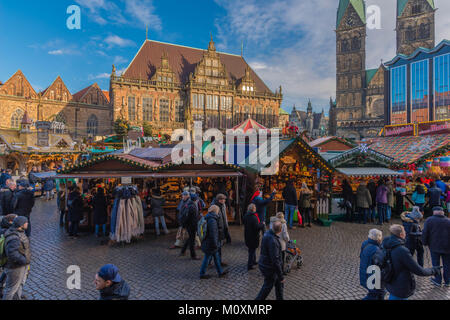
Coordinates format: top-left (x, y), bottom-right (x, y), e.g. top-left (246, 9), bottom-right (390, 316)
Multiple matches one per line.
top-left (113, 56), bottom-right (127, 65)
top-left (125, 0), bottom-right (162, 31)
top-left (48, 48), bottom-right (76, 55)
top-left (104, 35), bottom-right (135, 48)
top-left (215, 0), bottom-right (450, 113)
top-left (48, 50), bottom-right (64, 55)
top-left (88, 73), bottom-right (110, 80)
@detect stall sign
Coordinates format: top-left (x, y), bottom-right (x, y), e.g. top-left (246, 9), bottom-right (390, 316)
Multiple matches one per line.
top-left (121, 177), bottom-right (132, 184)
top-left (384, 124), bottom-right (415, 137)
top-left (417, 120), bottom-right (450, 136)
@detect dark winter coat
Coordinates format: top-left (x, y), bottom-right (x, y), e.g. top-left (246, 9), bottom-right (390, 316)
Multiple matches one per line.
top-left (401, 213), bottom-right (423, 249)
top-left (376, 185), bottom-right (388, 204)
top-left (0, 187), bottom-right (15, 215)
top-left (367, 181), bottom-right (377, 208)
top-left (422, 214), bottom-right (450, 255)
top-left (356, 184), bottom-right (372, 209)
top-left (4, 227), bottom-right (31, 269)
top-left (0, 173), bottom-right (12, 188)
top-left (12, 189), bottom-right (35, 217)
top-left (0, 217), bottom-right (12, 236)
top-left (342, 182), bottom-right (354, 202)
top-left (427, 187), bottom-right (444, 207)
top-left (258, 229), bottom-right (284, 281)
top-left (382, 235), bottom-right (434, 299)
top-left (299, 192), bottom-right (312, 209)
top-left (282, 184), bottom-right (297, 206)
top-left (243, 211), bottom-right (265, 249)
top-left (177, 199), bottom-right (198, 230)
top-left (43, 179), bottom-right (55, 192)
top-left (201, 211), bottom-right (220, 255)
top-left (92, 193), bottom-right (108, 225)
top-left (58, 190), bottom-right (66, 211)
top-left (67, 191), bottom-right (84, 222)
top-left (99, 280), bottom-right (130, 300)
top-left (150, 195), bottom-right (166, 218)
top-left (359, 239), bottom-right (382, 289)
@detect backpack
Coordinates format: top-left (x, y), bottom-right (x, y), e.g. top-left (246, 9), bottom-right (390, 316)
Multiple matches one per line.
top-left (373, 244), bottom-right (401, 284)
top-left (0, 234), bottom-right (7, 267)
top-left (197, 215), bottom-right (208, 242)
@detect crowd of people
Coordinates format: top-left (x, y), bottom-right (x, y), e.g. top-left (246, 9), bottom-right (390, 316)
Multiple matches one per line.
top-left (341, 175), bottom-right (450, 225)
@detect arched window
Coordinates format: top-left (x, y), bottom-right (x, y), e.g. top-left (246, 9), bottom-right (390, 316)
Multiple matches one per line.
top-left (87, 115), bottom-right (98, 136)
top-left (406, 26), bottom-right (416, 41)
top-left (351, 37), bottom-right (361, 50)
top-left (11, 109), bottom-right (24, 129)
top-left (341, 40), bottom-right (350, 52)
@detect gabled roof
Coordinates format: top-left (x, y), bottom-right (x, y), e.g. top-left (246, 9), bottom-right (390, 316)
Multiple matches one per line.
top-left (102, 91), bottom-right (110, 103)
top-left (398, 0), bottom-right (435, 17)
top-left (279, 108), bottom-right (289, 116)
top-left (337, 0), bottom-right (366, 28)
top-left (72, 84), bottom-right (94, 102)
top-left (40, 76), bottom-right (72, 100)
top-left (0, 70), bottom-right (37, 98)
top-left (123, 40), bottom-right (272, 93)
top-left (309, 136), bottom-right (355, 148)
top-left (329, 145), bottom-right (397, 168)
top-left (232, 118), bottom-right (269, 133)
top-left (366, 69), bottom-right (378, 85)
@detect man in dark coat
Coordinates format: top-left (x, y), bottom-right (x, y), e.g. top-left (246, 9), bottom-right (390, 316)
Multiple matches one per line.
top-left (199, 205), bottom-right (228, 279)
top-left (0, 169), bottom-right (12, 189)
top-left (243, 203), bottom-right (265, 271)
top-left (251, 189), bottom-right (276, 225)
top-left (427, 182), bottom-right (444, 208)
top-left (382, 224), bottom-right (439, 300)
top-left (179, 192), bottom-right (200, 260)
top-left (95, 264), bottom-right (130, 300)
top-left (2, 216), bottom-right (31, 300)
top-left (92, 187), bottom-right (108, 237)
top-left (367, 180), bottom-right (377, 223)
top-left (67, 186), bottom-right (83, 238)
top-left (255, 221), bottom-right (284, 300)
top-left (0, 214), bottom-right (17, 297)
top-left (422, 207), bottom-right (450, 287)
top-left (211, 194), bottom-right (229, 265)
top-left (359, 229), bottom-right (385, 300)
top-left (356, 182), bottom-right (372, 224)
top-left (282, 181), bottom-right (297, 229)
top-left (12, 181), bottom-right (35, 237)
top-left (0, 180), bottom-right (16, 216)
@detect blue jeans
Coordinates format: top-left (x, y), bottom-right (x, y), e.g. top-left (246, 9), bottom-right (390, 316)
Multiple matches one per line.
top-left (154, 216), bottom-right (168, 235)
top-left (430, 251), bottom-right (450, 285)
top-left (284, 204), bottom-right (296, 228)
top-left (369, 207), bottom-right (376, 221)
top-left (386, 206), bottom-right (392, 221)
top-left (389, 294), bottom-right (407, 300)
top-left (200, 252), bottom-right (223, 276)
top-left (377, 203), bottom-right (386, 224)
top-left (358, 208), bottom-right (369, 224)
top-left (95, 224), bottom-right (106, 236)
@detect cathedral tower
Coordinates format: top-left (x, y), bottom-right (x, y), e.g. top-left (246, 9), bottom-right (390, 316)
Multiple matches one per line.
top-left (396, 0), bottom-right (436, 56)
top-left (335, 0), bottom-right (366, 137)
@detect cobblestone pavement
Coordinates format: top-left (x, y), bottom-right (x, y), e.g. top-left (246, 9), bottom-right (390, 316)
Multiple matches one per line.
top-left (21, 198), bottom-right (449, 300)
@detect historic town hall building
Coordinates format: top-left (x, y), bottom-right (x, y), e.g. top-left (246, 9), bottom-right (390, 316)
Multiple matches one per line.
top-left (331, 0), bottom-right (436, 140)
top-left (109, 37), bottom-right (283, 133)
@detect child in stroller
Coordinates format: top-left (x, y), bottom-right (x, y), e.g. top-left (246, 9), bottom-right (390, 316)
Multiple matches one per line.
top-left (284, 240), bottom-right (303, 273)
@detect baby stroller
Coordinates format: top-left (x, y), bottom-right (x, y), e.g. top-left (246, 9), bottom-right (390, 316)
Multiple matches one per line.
top-left (284, 240), bottom-right (303, 273)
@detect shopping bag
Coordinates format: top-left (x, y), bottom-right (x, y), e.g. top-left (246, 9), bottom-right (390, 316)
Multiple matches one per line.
top-left (293, 209), bottom-right (298, 223)
top-left (296, 208), bottom-right (303, 225)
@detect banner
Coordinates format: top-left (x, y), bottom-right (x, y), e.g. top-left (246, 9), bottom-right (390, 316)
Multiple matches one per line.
top-left (384, 124), bottom-right (415, 137)
top-left (417, 120), bottom-right (450, 136)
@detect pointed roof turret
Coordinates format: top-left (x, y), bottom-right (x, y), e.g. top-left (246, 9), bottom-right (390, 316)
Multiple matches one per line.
top-left (307, 99), bottom-right (313, 112)
top-left (208, 34), bottom-right (216, 52)
top-left (397, 0), bottom-right (435, 17)
top-left (336, 0), bottom-right (366, 28)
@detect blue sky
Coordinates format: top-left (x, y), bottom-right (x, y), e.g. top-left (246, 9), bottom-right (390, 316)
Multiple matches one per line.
top-left (1, 0), bottom-right (449, 115)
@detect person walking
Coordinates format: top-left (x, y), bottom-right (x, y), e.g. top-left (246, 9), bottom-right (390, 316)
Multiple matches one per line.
top-left (367, 180), bottom-right (377, 223)
top-left (243, 204), bottom-right (265, 271)
top-left (2, 216), bottom-right (31, 300)
top-left (95, 264), bottom-right (130, 300)
top-left (381, 224), bottom-right (440, 300)
top-left (422, 206), bottom-right (450, 287)
top-left (67, 186), bottom-right (83, 239)
top-left (359, 229), bottom-right (385, 300)
top-left (342, 179), bottom-right (354, 222)
top-left (401, 207), bottom-right (424, 267)
top-left (0, 179), bottom-right (16, 216)
top-left (376, 179), bottom-right (388, 225)
top-left (92, 187), bottom-right (108, 237)
top-left (0, 169), bottom-right (12, 189)
top-left (255, 221), bottom-right (285, 300)
top-left (299, 183), bottom-right (313, 228)
top-left (211, 194), bottom-right (230, 266)
top-left (412, 183), bottom-right (426, 212)
top-left (269, 212), bottom-right (290, 274)
top-left (149, 188), bottom-right (168, 236)
top-left (251, 189), bottom-right (276, 226)
top-left (0, 214), bottom-right (17, 298)
top-left (356, 181), bottom-right (372, 224)
top-left (43, 179), bottom-right (55, 201)
top-left (170, 191), bottom-right (189, 250)
top-left (12, 181), bottom-right (35, 237)
top-left (179, 191), bottom-right (200, 260)
top-left (199, 205), bottom-right (228, 279)
top-left (282, 180), bottom-right (297, 229)
top-left (386, 180), bottom-right (394, 222)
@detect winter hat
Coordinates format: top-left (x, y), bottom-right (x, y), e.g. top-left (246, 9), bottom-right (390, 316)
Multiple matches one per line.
top-left (12, 216), bottom-right (28, 228)
top-left (432, 206), bottom-right (444, 214)
top-left (408, 207), bottom-right (423, 221)
top-left (98, 264), bottom-right (122, 283)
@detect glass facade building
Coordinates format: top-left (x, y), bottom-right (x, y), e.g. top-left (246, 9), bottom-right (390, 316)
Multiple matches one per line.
top-left (386, 40), bottom-right (450, 125)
